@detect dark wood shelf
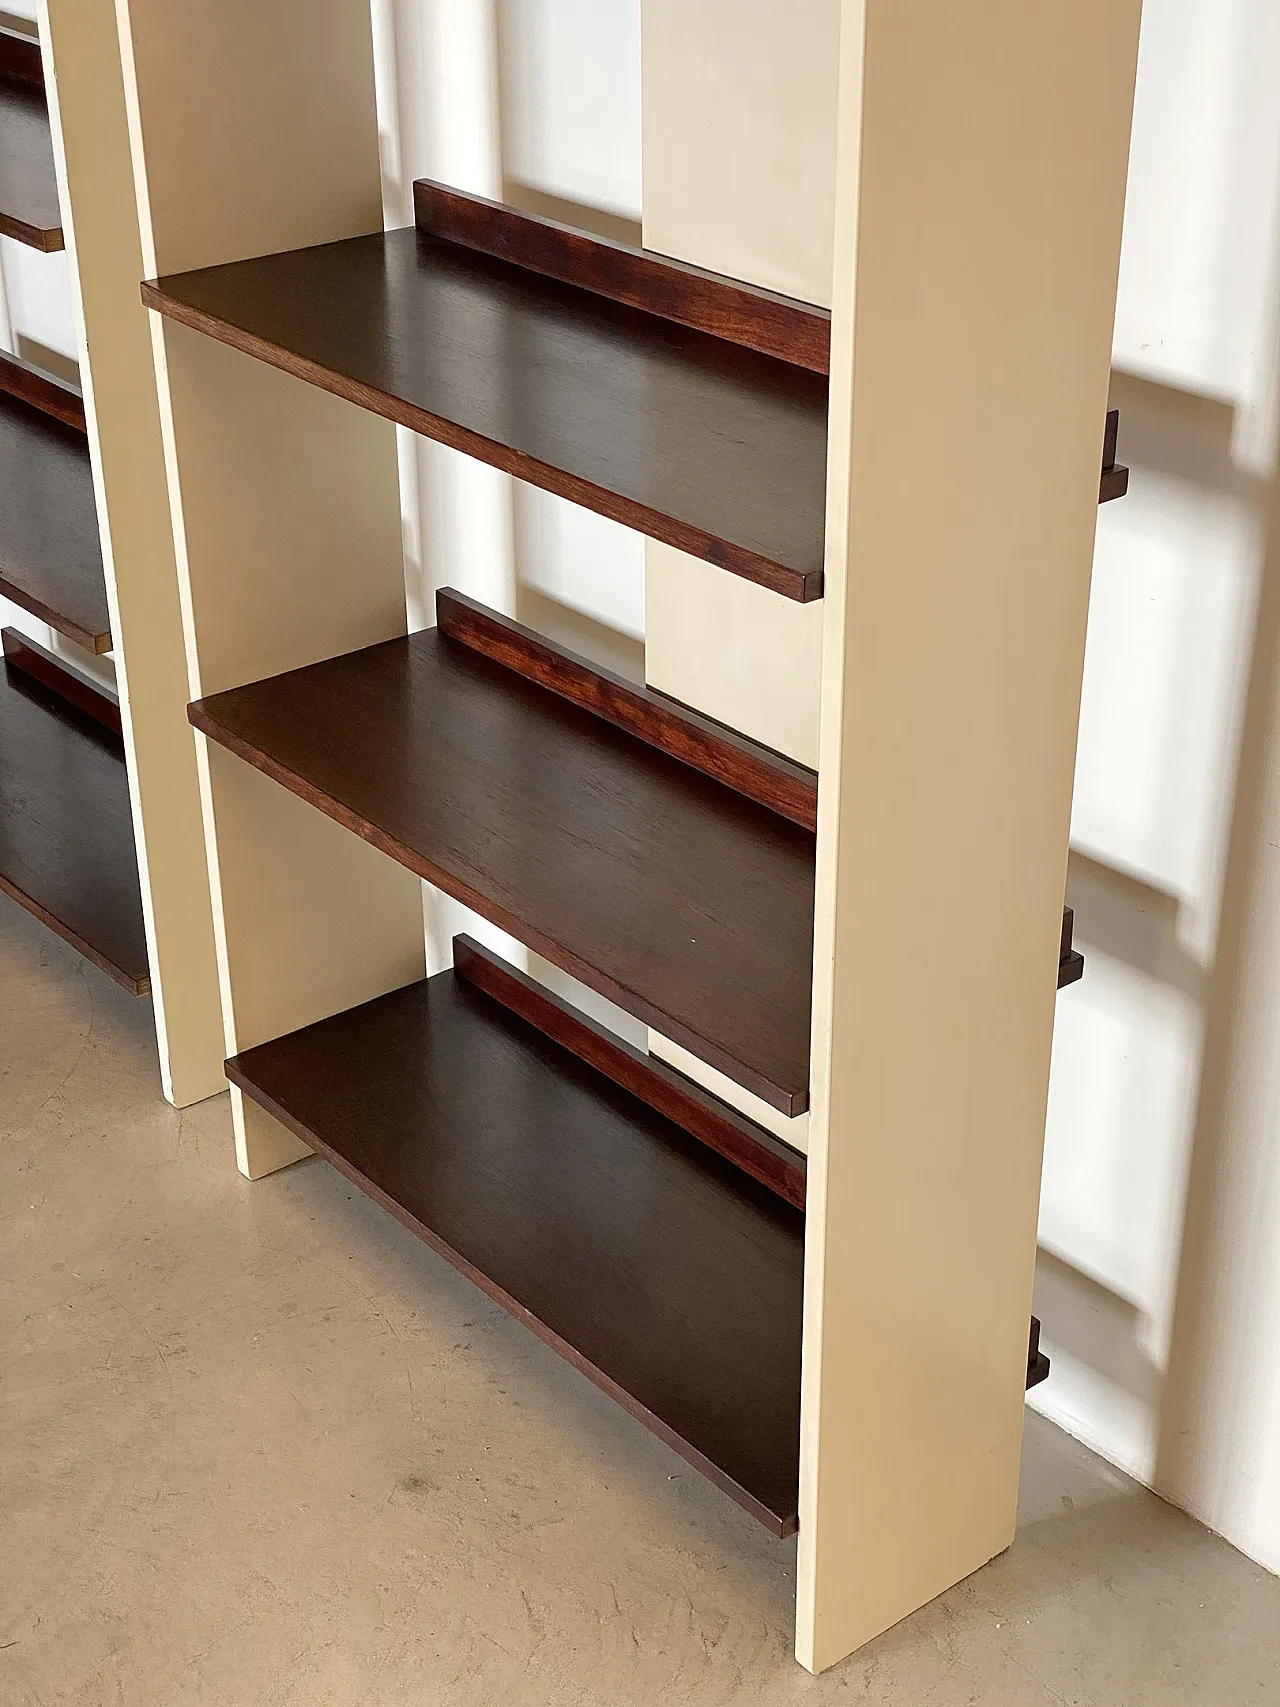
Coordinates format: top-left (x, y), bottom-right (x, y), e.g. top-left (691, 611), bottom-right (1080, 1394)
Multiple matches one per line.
top-left (192, 618), bottom-right (817, 1114)
top-left (229, 963), bottom-right (808, 1532)
top-left (141, 188), bottom-right (1128, 606)
top-left (0, 28), bottom-right (62, 252)
top-left (0, 633), bottom-right (147, 991)
top-left (227, 958), bottom-right (1063, 1534)
top-left (0, 358), bottom-right (110, 653)
top-left (190, 595), bottom-right (1089, 1115)
top-left (143, 227), bottom-right (828, 601)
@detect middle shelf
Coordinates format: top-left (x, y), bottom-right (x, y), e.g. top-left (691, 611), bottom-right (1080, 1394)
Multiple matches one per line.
top-left (192, 592), bottom-right (818, 1115)
top-left (190, 589), bottom-right (1087, 1117)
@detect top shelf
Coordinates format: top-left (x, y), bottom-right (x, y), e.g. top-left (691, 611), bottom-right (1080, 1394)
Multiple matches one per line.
top-left (142, 183), bottom-right (1127, 606)
top-left (0, 28), bottom-right (62, 253)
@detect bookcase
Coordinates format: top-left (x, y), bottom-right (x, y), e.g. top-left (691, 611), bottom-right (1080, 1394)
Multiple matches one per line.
top-left (0, 1), bottom-right (223, 1103)
top-left (111, 0), bottom-right (1142, 1673)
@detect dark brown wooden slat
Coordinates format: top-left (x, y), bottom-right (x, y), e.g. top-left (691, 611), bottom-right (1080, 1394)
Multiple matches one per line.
top-left (0, 386), bottom-right (111, 653)
top-left (453, 934), bottom-right (807, 1209)
top-left (2, 628), bottom-right (120, 734)
top-left (0, 36), bottom-right (62, 253)
top-left (0, 349), bottom-right (86, 432)
top-left (227, 965), bottom-right (807, 1535)
top-left (0, 647), bottom-right (148, 992)
top-left (1059, 950), bottom-right (1085, 989)
top-left (1103, 409), bottom-right (1119, 472)
top-left (189, 627), bottom-right (817, 1114)
top-left (141, 227), bottom-right (829, 603)
top-left (1060, 905), bottom-right (1075, 963)
top-left (1100, 464), bottom-right (1129, 503)
top-left (0, 25), bottom-right (43, 88)
top-left (437, 588), bottom-right (819, 831)
top-left (414, 178), bottom-right (831, 374)
top-left (1027, 1316), bottom-right (1050, 1388)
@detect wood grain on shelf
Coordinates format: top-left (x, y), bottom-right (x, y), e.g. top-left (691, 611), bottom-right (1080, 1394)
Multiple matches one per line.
top-left (2, 628), bottom-right (120, 734)
top-left (414, 177), bottom-right (831, 374)
top-left (0, 386), bottom-right (111, 653)
top-left (452, 934), bottom-right (807, 1209)
top-left (190, 627), bottom-right (817, 1114)
top-left (0, 349), bottom-right (86, 432)
top-left (0, 30), bottom-right (62, 252)
top-left (437, 587), bottom-right (819, 831)
top-left (142, 228), bottom-right (829, 602)
top-left (227, 965), bottom-right (807, 1534)
top-left (0, 645), bottom-right (147, 992)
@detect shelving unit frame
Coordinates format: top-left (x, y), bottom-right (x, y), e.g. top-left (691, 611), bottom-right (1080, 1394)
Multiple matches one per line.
top-left (13, 0), bottom-right (227, 1101)
top-left (113, 0), bottom-right (1143, 1676)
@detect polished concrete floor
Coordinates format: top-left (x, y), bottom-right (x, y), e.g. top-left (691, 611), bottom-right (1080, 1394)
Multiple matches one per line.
top-left (3, 901), bottom-right (1279, 1705)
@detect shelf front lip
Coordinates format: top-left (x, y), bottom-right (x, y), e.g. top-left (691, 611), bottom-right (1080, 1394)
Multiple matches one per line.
top-left (192, 688), bottom-right (812, 1117)
top-left (140, 245), bottom-right (825, 605)
top-left (0, 569), bottom-right (111, 654)
top-left (0, 210), bottom-right (62, 251)
top-left (227, 1051), bottom-right (799, 1536)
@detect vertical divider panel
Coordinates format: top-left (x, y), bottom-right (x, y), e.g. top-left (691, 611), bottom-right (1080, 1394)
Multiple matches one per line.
top-left (797, 0), bottom-right (1141, 1673)
top-left (38, 0), bottom-right (224, 1107)
top-left (112, 0), bottom-right (425, 1175)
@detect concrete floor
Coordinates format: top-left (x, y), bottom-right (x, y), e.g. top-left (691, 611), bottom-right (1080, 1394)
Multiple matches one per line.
top-left (3, 901), bottom-right (1279, 1706)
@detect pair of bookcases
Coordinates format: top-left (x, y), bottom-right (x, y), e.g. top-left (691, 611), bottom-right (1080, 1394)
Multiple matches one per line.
top-left (14, 0), bottom-right (1143, 1675)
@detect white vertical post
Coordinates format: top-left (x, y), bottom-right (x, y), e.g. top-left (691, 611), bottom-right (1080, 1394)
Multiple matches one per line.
top-left (112, 0), bottom-right (426, 1175)
top-left (39, 0), bottom-right (224, 1105)
top-left (797, 0), bottom-right (1141, 1671)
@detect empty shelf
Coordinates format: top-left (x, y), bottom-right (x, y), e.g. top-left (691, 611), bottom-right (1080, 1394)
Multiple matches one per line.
top-left (143, 226), bottom-right (829, 602)
top-left (0, 379), bottom-right (110, 653)
top-left (0, 29), bottom-right (62, 252)
top-left (192, 625), bottom-right (817, 1115)
top-left (228, 964), bottom-right (808, 1534)
top-left (0, 641), bottom-right (147, 991)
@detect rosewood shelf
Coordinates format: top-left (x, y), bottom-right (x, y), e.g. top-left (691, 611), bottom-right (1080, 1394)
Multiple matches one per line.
top-left (0, 27), bottom-right (62, 252)
top-left (190, 593), bottom-right (1089, 1115)
top-left (192, 608), bottom-right (817, 1115)
top-left (227, 951), bottom-right (1056, 1534)
top-left (0, 630), bottom-right (148, 991)
top-left (229, 962), bottom-right (807, 1533)
top-left (0, 355), bottom-right (111, 654)
top-left (140, 184), bottom-right (1129, 606)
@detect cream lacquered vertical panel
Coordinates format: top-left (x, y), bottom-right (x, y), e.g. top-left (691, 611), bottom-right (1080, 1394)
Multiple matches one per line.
top-left (641, 0), bottom-right (838, 774)
top-left (112, 0), bottom-right (425, 1176)
top-left (38, 0), bottom-right (223, 1107)
top-left (798, 0), bottom-right (1142, 1672)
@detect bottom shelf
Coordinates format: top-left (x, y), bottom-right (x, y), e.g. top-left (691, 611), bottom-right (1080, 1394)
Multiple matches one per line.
top-left (231, 965), bottom-right (806, 1534)
top-left (0, 640), bottom-right (148, 992)
top-left (230, 958), bottom-right (1055, 1536)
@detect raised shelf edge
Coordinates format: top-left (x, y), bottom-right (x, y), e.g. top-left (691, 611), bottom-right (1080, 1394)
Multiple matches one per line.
top-left (437, 588), bottom-right (818, 831)
top-left (414, 177), bottom-right (831, 375)
top-left (453, 934), bottom-right (807, 1209)
top-left (0, 349), bottom-right (86, 432)
top-left (2, 628), bottom-right (120, 732)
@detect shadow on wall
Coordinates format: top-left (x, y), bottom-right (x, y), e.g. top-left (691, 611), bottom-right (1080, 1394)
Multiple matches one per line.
top-left (1040, 359), bottom-right (1280, 1558)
